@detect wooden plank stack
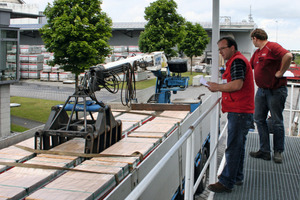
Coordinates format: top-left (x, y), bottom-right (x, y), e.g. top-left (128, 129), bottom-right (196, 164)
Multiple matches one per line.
top-left (0, 110), bottom-right (189, 199)
top-left (0, 138), bottom-right (35, 172)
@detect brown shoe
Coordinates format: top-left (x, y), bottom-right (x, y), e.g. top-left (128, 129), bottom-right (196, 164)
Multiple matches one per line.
top-left (218, 175), bottom-right (243, 186)
top-left (235, 180), bottom-right (243, 186)
top-left (273, 151), bottom-right (283, 163)
top-left (207, 182), bottom-right (232, 193)
top-left (249, 150), bottom-right (271, 160)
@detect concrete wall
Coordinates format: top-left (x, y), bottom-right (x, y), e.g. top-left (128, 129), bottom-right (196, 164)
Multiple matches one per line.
top-left (19, 31), bottom-right (44, 45)
top-left (0, 84), bottom-right (10, 138)
top-left (218, 31), bottom-right (255, 60)
top-left (109, 30), bottom-right (141, 46)
top-left (107, 29), bottom-right (255, 59)
top-left (0, 3), bottom-right (39, 24)
top-left (232, 31), bottom-right (255, 60)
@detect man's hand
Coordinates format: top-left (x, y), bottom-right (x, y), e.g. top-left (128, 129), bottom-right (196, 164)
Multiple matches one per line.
top-left (276, 52), bottom-right (293, 78)
top-left (275, 70), bottom-right (284, 78)
top-left (207, 79), bottom-right (243, 93)
top-left (207, 82), bottom-right (219, 92)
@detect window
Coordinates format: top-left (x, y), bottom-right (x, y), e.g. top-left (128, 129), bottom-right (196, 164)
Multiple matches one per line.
top-left (0, 29), bottom-right (19, 84)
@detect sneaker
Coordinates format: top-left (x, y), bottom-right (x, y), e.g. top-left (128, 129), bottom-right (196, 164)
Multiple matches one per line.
top-left (207, 182), bottom-right (232, 193)
top-left (273, 151), bottom-right (282, 163)
top-left (249, 150), bottom-right (271, 160)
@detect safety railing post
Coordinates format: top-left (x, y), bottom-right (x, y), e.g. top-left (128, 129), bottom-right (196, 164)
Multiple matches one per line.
top-left (184, 132), bottom-right (195, 199)
top-left (184, 134), bottom-right (192, 200)
top-left (191, 131), bottom-right (195, 196)
top-left (209, 94), bottom-right (219, 184)
top-left (209, 0), bottom-right (220, 185)
top-left (288, 84), bottom-right (294, 136)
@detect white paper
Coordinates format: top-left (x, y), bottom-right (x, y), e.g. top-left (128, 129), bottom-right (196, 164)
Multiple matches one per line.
top-left (200, 77), bottom-right (209, 87)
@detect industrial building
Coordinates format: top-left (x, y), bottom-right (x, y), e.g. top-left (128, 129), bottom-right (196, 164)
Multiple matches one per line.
top-left (0, 0), bottom-right (256, 137)
top-left (1, 0), bottom-right (256, 59)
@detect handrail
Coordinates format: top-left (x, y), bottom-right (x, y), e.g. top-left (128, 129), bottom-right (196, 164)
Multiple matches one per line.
top-left (286, 82), bottom-right (300, 136)
top-left (125, 97), bottom-right (221, 200)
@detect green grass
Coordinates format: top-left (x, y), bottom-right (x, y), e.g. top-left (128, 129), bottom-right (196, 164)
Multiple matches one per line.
top-left (11, 124), bottom-right (29, 132)
top-left (134, 78), bottom-right (156, 89)
top-left (10, 97), bottom-right (64, 123)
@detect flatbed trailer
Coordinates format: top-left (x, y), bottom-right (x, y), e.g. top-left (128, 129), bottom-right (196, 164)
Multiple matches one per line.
top-left (0, 96), bottom-right (211, 199)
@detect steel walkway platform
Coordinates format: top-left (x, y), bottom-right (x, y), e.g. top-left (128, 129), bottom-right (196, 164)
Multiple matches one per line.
top-left (214, 132), bottom-right (300, 200)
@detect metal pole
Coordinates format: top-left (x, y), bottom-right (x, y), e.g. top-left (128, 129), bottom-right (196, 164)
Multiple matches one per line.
top-left (209, 0), bottom-right (220, 185)
top-left (288, 84), bottom-right (294, 136)
top-left (184, 135), bottom-right (192, 200)
top-left (191, 131), bottom-right (195, 194)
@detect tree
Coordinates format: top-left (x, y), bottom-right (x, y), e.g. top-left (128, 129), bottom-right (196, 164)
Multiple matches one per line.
top-left (40, 0), bottom-right (112, 89)
top-left (179, 21), bottom-right (210, 74)
top-left (139, 0), bottom-right (185, 59)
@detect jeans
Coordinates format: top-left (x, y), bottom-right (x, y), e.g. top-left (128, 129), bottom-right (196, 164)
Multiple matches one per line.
top-left (219, 112), bottom-right (253, 189)
top-left (254, 87), bottom-right (287, 153)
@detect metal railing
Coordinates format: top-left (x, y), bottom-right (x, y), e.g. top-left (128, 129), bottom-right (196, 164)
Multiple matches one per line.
top-left (125, 97), bottom-right (222, 200)
top-left (287, 82), bottom-right (300, 136)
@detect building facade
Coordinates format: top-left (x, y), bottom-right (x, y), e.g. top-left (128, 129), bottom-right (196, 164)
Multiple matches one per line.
top-left (0, 6), bottom-right (41, 137)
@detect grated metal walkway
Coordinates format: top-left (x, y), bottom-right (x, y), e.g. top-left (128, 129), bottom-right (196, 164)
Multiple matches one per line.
top-left (214, 132), bottom-right (300, 200)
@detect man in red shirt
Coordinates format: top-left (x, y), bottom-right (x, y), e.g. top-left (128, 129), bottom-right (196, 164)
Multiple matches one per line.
top-left (249, 28), bottom-right (292, 163)
top-left (207, 37), bottom-right (254, 193)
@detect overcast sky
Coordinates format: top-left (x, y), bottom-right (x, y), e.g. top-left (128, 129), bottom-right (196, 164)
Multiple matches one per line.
top-left (25, 0), bottom-right (300, 50)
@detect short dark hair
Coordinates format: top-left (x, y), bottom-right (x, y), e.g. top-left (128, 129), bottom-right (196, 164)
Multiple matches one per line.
top-left (218, 37), bottom-right (238, 51)
top-left (251, 28), bottom-right (268, 40)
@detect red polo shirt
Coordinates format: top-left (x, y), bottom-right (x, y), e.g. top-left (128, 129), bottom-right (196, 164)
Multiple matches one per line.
top-left (250, 41), bottom-right (289, 89)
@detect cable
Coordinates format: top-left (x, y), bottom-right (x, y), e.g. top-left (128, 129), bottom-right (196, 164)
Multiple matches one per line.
top-left (79, 62), bottom-right (137, 107)
top-left (121, 62), bottom-right (137, 107)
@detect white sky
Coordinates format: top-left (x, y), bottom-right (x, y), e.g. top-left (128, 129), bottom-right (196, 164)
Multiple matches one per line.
top-left (25, 0), bottom-right (300, 50)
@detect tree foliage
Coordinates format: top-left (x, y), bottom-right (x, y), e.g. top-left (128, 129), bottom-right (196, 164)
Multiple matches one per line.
top-left (138, 0), bottom-right (185, 59)
top-left (179, 22), bottom-right (210, 73)
top-left (40, 0), bottom-right (112, 82)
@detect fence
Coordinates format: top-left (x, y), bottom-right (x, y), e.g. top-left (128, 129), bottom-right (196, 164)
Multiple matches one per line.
top-left (287, 82), bottom-right (300, 136)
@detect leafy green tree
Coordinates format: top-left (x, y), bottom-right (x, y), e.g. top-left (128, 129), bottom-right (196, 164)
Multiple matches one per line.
top-left (139, 0), bottom-right (185, 59)
top-left (179, 22), bottom-right (210, 74)
top-left (40, 0), bottom-right (112, 88)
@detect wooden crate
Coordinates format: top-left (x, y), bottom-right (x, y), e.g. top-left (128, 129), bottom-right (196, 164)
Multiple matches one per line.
top-left (0, 154), bottom-right (78, 199)
top-left (0, 138), bottom-right (35, 172)
top-left (157, 110), bottom-right (189, 119)
top-left (26, 160), bottom-right (128, 200)
top-left (100, 137), bottom-right (160, 159)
